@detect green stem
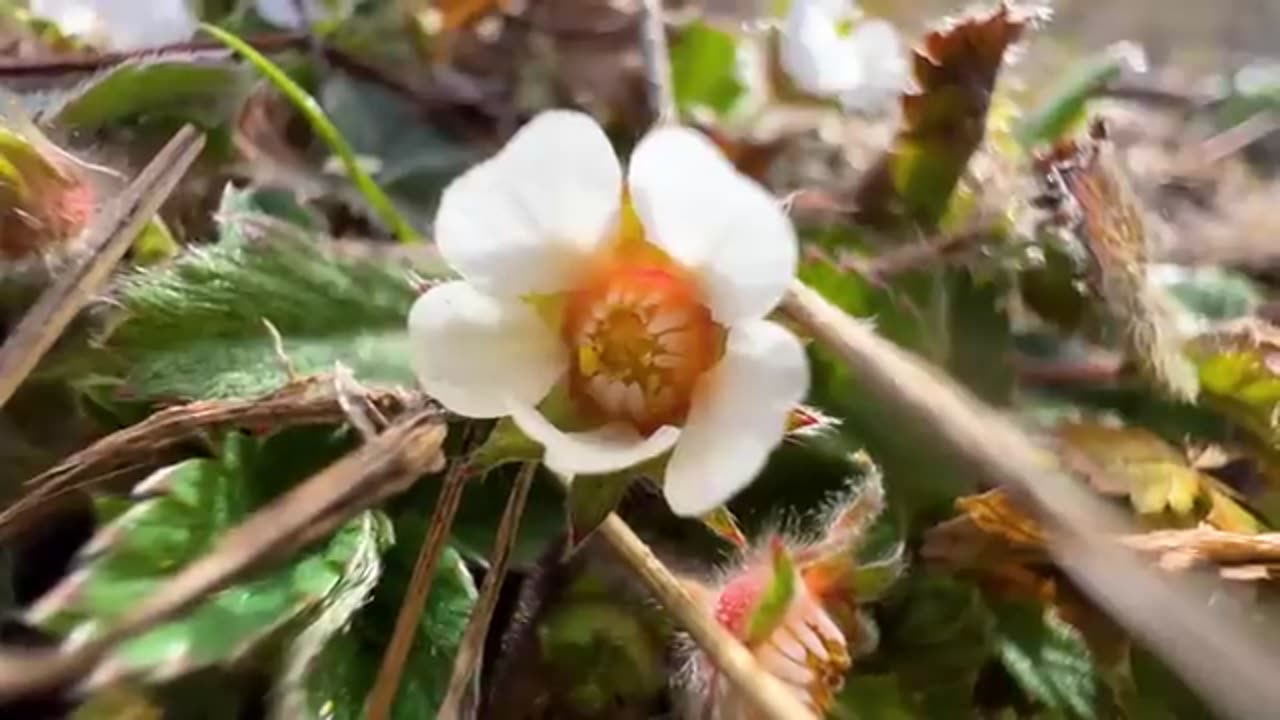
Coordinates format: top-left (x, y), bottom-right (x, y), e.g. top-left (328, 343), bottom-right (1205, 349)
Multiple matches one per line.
top-left (200, 23), bottom-right (422, 244)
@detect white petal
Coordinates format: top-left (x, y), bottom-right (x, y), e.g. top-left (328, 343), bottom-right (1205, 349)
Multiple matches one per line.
top-left (509, 403), bottom-right (680, 476)
top-left (32, 0), bottom-right (197, 50)
top-left (255, 0), bottom-right (352, 28)
top-left (779, 0), bottom-right (865, 97)
top-left (663, 321), bottom-right (809, 516)
top-left (408, 281), bottom-right (566, 418)
top-left (628, 128), bottom-right (797, 324)
top-left (435, 110), bottom-right (622, 297)
top-left (839, 20), bottom-right (908, 114)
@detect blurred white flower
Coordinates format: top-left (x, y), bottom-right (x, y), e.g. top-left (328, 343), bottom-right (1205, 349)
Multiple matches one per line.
top-left (780, 0), bottom-right (909, 114)
top-left (29, 0), bottom-right (197, 51)
top-left (254, 0), bottom-right (353, 29)
top-left (408, 110), bottom-right (808, 517)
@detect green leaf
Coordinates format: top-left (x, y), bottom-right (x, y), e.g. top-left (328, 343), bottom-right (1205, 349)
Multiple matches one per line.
top-left (34, 55), bottom-right (246, 130)
top-left (879, 572), bottom-right (994, 713)
top-left (32, 429), bottom-right (374, 685)
top-left (1158, 266), bottom-right (1261, 323)
top-left (303, 545), bottom-right (477, 719)
top-left (1014, 44), bottom-right (1137, 148)
top-left (833, 674), bottom-right (916, 720)
top-left (51, 186), bottom-right (423, 401)
top-left (744, 539), bottom-right (797, 645)
top-left (992, 601), bottom-right (1102, 720)
top-left (567, 474), bottom-right (631, 549)
top-left (1188, 319), bottom-right (1280, 456)
top-left (671, 22), bottom-right (746, 116)
top-left (467, 418), bottom-right (545, 477)
top-left (854, 6), bottom-right (1026, 228)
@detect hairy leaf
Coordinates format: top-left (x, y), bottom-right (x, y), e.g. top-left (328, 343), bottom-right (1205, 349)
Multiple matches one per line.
top-left (303, 545), bottom-right (476, 719)
top-left (30, 429), bottom-right (381, 686)
top-left (992, 601), bottom-right (1102, 720)
top-left (52, 186), bottom-right (423, 401)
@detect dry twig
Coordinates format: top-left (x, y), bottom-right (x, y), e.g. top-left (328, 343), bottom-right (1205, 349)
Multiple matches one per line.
top-left (365, 441), bottom-right (473, 720)
top-left (780, 279), bottom-right (1280, 719)
top-left (0, 125), bottom-right (205, 409)
top-left (0, 410), bottom-right (446, 701)
top-left (0, 380), bottom-right (417, 539)
top-left (437, 462), bottom-right (539, 719)
top-left (1121, 528), bottom-right (1280, 572)
top-left (638, 0), bottom-right (676, 124)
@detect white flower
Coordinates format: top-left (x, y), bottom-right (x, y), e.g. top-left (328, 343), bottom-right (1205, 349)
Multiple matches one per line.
top-left (29, 0), bottom-right (197, 51)
top-left (780, 0), bottom-right (909, 114)
top-left (408, 110), bottom-right (808, 517)
top-left (254, 0), bottom-right (353, 29)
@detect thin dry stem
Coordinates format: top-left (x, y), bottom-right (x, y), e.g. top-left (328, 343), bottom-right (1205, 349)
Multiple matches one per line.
top-left (0, 379), bottom-right (416, 540)
top-left (576, 476), bottom-right (817, 720)
top-left (365, 449), bottom-right (472, 720)
top-left (437, 462), bottom-right (538, 718)
top-left (0, 125), bottom-right (205, 409)
top-left (1121, 528), bottom-right (1280, 571)
top-left (781, 279), bottom-right (1280, 719)
top-left (0, 411), bottom-right (446, 701)
top-left (639, 0), bottom-right (676, 124)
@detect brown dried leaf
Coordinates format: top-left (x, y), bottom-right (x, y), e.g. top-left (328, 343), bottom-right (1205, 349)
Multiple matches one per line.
top-left (853, 2), bottom-right (1028, 228)
top-left (1033, 121), bottom-right (1198, 400)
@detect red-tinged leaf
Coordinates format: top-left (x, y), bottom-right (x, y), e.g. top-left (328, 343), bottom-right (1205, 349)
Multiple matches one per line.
top-left (854, 3), bottom-right (1030, 228)
top-left (1033, 120), bottom-right (1198, 400)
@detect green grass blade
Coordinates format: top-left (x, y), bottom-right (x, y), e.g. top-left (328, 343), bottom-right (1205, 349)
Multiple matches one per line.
top-left (199, 23), bottom-right (423, 244)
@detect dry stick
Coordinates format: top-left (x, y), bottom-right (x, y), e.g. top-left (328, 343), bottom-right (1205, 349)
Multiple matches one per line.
top-left (436, 461), bottom-right (538, 719)
top-left (0, 124), bottom-right (205, 409)
top-left (780, 280), bottom-right (1280, 720)
top-left (595, 511), bottom-right (817, 720)
top-left (0, 412), bottom-right (446, 701)
top-left (638, 0), bottom-right (676, 123)
top-left (365, 453), bottom-right (471, 720)
top-left (0, 382), bottom-right (415, 539)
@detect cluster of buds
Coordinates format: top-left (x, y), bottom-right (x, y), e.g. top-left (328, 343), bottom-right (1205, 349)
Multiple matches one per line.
top-left (0, 118), bottom-right (103, 263)
top-left (675, 458), bottom-right (904, 718)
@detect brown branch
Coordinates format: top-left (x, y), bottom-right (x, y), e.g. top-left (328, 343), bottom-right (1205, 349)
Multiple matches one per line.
top-left (0, 410), bottom-right (446, 701)
top-left (0, 124), bottom-right (205, 409)
top-left (365, 446), bottom-right (472, 720)
top-left (780, 279), bottom-right (1280, 719)
top-left (593, 508), bottom-right (816, 720)
top-left (437, 462), bottom-right (538, 718)
top-left (638, 0), bottom-right (675, 124)
top-left (0, 380), bottom-right (418, 540)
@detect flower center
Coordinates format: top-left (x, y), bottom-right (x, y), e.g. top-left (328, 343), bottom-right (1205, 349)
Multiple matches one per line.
top-left (563, 262), bottom-right (721, 435)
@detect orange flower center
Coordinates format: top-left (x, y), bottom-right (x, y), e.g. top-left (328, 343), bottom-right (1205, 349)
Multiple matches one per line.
top-left (562, 259), bottom-right (721, 435)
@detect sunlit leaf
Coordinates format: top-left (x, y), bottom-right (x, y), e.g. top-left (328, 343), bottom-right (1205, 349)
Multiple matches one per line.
top-left (854, 4), bottom-right (1028, 228)
top-left (1055, 421), bottom-right (1263, 532)
top-left (671, 22), bottom-right (746, 116)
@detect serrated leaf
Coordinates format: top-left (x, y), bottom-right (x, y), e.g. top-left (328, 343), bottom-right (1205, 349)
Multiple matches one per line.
top-left (992, 601), bottom-right (1102, 720)
top-left (48, 185), bottom-right (424, 401)
top-left (671, 22), bottom-right (746, 116)
top-left (31, 428), bottom-right (375, 685)
top-left (1188, 318), bottom-right (1280, 451)
top-left (303, 545), bottom-right (477, 719)
top-left (854, 4), bottom-right (1028, 228)
top-left (1055, 421), bottom-right (1264, 532)
top-left (35, 55), bottom-right (246, 130)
